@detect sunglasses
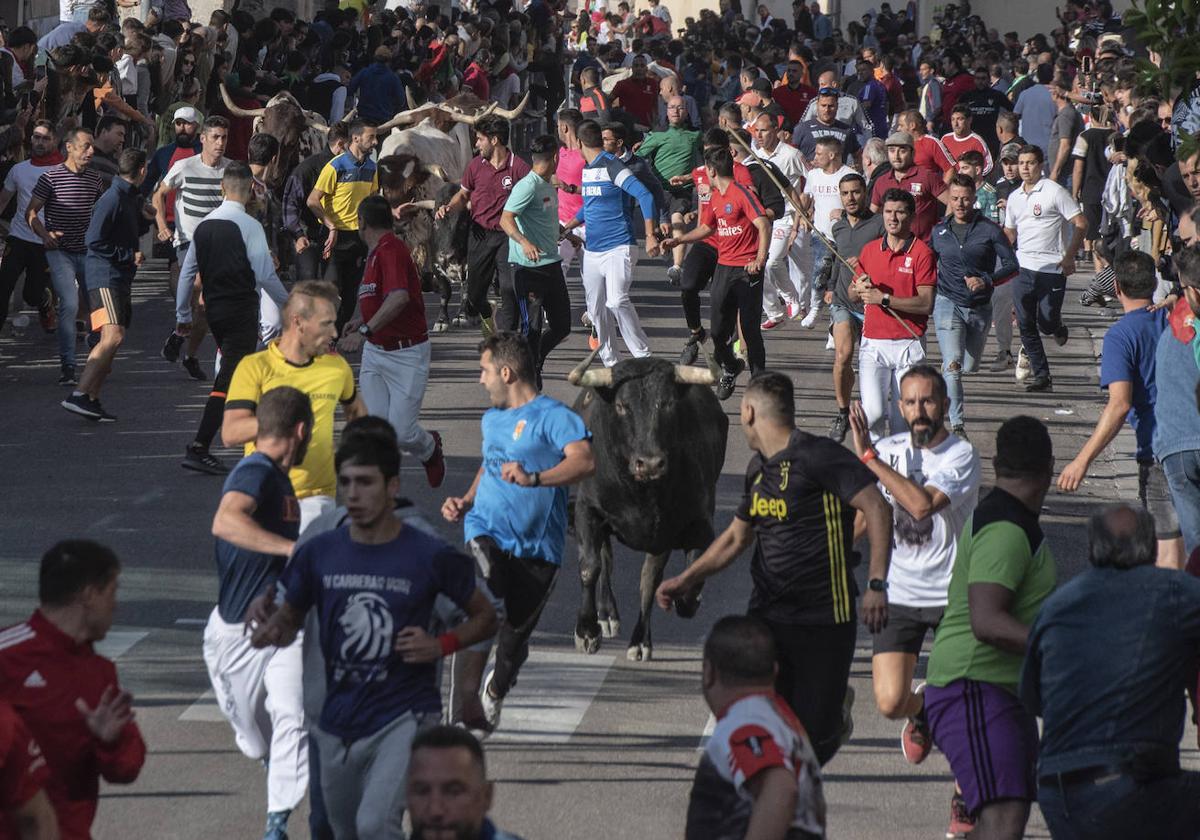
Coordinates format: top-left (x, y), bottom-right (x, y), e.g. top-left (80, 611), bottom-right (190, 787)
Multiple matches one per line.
top-left (818, 86), bottom-right (838, 96)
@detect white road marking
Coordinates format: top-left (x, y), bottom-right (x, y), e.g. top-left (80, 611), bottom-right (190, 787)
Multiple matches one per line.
top-left (174, 618), bottom-right (208, 626)
top-left (95, 630), bottom-right (149, 659)
top-left (489, 650), bottom-right (616, 745)
top-left (697, 713), bottom-right (716, 751)
top-left (180, 690), bottom-right (226, 723)
top-left (88, 513), bottom-right (120, 530)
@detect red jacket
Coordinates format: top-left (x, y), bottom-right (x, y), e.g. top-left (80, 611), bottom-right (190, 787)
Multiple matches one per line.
top-left (0, 700), bottom-right (49, 836)
top-left (0, 612), bottom-right (145, 840)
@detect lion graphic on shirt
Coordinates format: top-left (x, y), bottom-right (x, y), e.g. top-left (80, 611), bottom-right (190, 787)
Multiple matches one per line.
top-left (338, 592), bottom-right (394, 664)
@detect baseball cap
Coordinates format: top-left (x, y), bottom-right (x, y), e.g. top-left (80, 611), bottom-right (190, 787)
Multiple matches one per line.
top-left (173, 106), bottom-right (200, 124)
top-left (885, 131), bottom-right (913, 148)
top-left (1000, 142), bottom-right (1023, 161)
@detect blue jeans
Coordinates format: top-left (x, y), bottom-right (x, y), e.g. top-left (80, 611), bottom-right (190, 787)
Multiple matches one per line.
top-left (1012, 268), bottom-right (1067, 380)
top-left (1038, 770), bottom-right (1200, 840)
top-left (1161, 450), bottom-right (1200, 555)
top-left (46, 249), bottom-right (87, 367)
top-left (933, 295), bottom-right (992, 427)
top-left (811, 232), bottom-right (830, 285)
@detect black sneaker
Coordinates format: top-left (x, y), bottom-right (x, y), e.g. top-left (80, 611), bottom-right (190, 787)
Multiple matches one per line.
top-left (162, 331), bottom-right (184, 363)
top-left (57, 365), bottom-right (76, 386)
top-left (1079, 289), bottom-right (1107, 307)
top-left (666, 265), bottom-right (682, 286)
top-left (1024, 376), bottom-right (1053, 392)
top-left (1053, 326), bottom-right (1069, 347)
top-left (828, 411), bottom-right (850, 442)
top-left (679, 328), bottom-right (707, 366)
top-left (61, 392), bottom-right (102, 420)
top-left (182, 356), bottom-right (207, 381)
top-left (181, 443), bottom-right (229, 475)
top-left (716, 358), bottom-right (744, 401)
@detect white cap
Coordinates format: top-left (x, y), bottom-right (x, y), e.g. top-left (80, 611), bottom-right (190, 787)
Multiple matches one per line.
top-left (173, 106), bottom-right (199, 124)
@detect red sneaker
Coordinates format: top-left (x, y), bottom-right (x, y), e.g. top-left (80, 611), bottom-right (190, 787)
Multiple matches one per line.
top-left (588, 325), bottom-right (599, 351)
top-left (901, 686), bottom-right (932, 764)
top-left (946, 790), bottom-right (975, 838)
top-left (423, 431), bottom-right (446, 488)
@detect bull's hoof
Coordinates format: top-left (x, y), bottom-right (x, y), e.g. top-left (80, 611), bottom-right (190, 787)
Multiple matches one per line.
top-left (574, 630), bottom-right (601, 654)
top-left (626, 643), bottom-right (652, 662)
top-left (432, 318), bottom-right (449, 333)
top-left (599, 618), bottom-right (620, 638)
top-left (673, 593), bottom-right (702, 619)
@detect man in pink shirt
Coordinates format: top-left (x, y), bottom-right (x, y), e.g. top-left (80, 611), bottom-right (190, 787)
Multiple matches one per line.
top-left (555, 109), bottom-right (586, 269)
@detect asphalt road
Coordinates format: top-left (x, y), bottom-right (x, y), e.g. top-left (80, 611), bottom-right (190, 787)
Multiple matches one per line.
top-left (1, 251), bottom-right (1192, 840)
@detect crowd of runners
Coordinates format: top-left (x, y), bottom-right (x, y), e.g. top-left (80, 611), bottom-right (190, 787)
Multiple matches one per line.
top-left (2, 0), bottom-right (1200, 837)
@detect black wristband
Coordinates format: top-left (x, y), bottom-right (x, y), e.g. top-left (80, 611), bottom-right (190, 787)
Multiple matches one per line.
top-left (530, 471), bottom-right (540, 487)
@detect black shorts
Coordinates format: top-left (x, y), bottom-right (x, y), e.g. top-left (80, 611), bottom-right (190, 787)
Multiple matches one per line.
top-left (872, 603), bottom-right (945, 656)
top-left (1140, 460), bottom-right (1182, 540)
top-left (1083, 202), bottom-right (1103, 241)
top-left (89, 284), bottom-right (132, 329)
top-left (669, 189), bottom-right (695, 217)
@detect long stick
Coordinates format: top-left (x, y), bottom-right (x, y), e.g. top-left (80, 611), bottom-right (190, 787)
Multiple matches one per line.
top-left (727, 130), bottom-right (923, 343)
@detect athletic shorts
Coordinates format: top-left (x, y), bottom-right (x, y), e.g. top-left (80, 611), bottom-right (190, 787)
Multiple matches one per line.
top-left (925, 678), bottom-right (1039, 816)
top-left (871, 603), bottom-right (944, 656)
top-left (1140, 460), bottom-right (1182, 540)
top-left (89, 284), bottom-right (133, 329)
top-left (830, 302), bottom-right (864, 334)
top-left (669, 189), bottom-right (695, 217)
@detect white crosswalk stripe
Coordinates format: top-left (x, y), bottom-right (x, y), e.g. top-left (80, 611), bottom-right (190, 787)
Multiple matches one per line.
top-left (488, 650), bottom-right (617, 745)
top-left (179, 690), bottom-right (225, 723)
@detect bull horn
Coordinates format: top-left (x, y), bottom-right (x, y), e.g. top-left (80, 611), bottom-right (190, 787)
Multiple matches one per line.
top-left (407, 87), bottom-right (419, 111)
top-left (218, 82), bottom-right (266, 119)
top-left (567, 348), bottom-right (601, 386)
top-left (376, 104), bottom-right (436, 132)
top-left (577, 368), bottom-right (614, 388)
top-left (307, 120), bottom-right (331, 134)
top-left (698, 342), bottom-right (723, 385)
top-left (493, 90), bottom-right (530, 121)
top-left (343, 107), bottom-right (357, 122)
top-left (673, 364), bottom-right (716, 386)
top-left (424, 163), bottom-right (447, 181)
top-left (438, 100), bottom-right (498, 127)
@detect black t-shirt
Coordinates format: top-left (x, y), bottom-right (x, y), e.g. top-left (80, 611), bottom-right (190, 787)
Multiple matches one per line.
top-left (1073, 126), bottom-right (1114, 203)
top-left (745, 159), bottom-right (788, 221)
top-left (736, 429), bottom-right (875, 625)
top-left (958, 88), bottom-right (1012, 155)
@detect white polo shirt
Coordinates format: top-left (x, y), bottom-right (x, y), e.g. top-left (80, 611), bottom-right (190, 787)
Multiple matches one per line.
top-left (1003, 178), bottom-right (1082, 273)
top-left (758, 140), bottom-right (807, 192)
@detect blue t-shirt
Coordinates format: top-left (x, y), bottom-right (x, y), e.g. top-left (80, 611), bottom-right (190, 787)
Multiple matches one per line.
top-left (214, 452), bottom-right (300, 624)
top-left (282, 525), bottom-right (476, 740)
top-left (576, 151), bottom-right (656, 253)
top-left (1099, 306), bottom-right (1167, 462)
top-left (464, 395), bottom-right (590, 563)
top-left (1153, 324), bottom-right (1200, 461)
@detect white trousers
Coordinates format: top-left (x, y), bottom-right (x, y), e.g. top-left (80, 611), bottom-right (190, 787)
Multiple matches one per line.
top-left (360, 339), bottom-right (436, 462)
top-left (990, 280), bottom-right (1014, 356)
top-left (558, 224), bottom-right (586, 270)
top-left (859, 336), bottom-right (927, 440)
top-left (762, 218), bottom-right (804, 321)
top-left (259, 290), bottom-right (282, 344)
top-left (581, 244), bottom-right (651, 366)
top-left (202, 608), bottom-right (308, 813)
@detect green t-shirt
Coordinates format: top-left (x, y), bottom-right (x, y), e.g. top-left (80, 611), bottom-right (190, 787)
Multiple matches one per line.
top-left (926, 487), bottom-right (1057, 694)
top-left (636, 125), bottom-right (701, 191)
top-left (503, 170), bottom-right (562, 268)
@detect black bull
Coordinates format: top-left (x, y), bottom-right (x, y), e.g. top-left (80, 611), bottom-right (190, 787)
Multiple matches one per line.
top-left (569, 355), bottom-right (729, 661)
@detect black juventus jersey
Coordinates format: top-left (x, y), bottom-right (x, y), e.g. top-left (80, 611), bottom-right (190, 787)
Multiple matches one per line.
top-left (737, 429), bottom-right (875, 625)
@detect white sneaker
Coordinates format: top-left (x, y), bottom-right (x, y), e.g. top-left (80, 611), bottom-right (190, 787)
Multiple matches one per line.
top-left (1015, 348), bottom-right (1031, 382)
top-left (800, 310), bottom-right (818, 329)
top-left (480, 665), bottom-right (504, 733)
top-left (787, 301), bottom-right (806, 320)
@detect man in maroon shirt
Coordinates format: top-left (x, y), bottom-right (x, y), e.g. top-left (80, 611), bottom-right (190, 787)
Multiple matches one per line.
top-left (437, 115), bottom-right (531, 335)
top-left (340, 195), bottom-right (446, 487)
top-left (772, 59), bottom-right (817, 128)
top-left (611, 57), bottom-right (660, 128)
top-left (870, 132), bottom-right (949, 241)
top-left (0, 540), bottom-right (145, 840)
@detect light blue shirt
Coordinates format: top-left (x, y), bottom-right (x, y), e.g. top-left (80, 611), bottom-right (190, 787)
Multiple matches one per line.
top-left (1014, 85), bottom-right (1055, 160)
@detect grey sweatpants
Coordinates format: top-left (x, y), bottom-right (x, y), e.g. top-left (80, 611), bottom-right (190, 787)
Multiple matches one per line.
top-left (311, 710), bottom-right (438, 839)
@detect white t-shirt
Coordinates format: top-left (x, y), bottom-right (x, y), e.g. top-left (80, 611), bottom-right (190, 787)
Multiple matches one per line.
top-left (803, 165), bottom-right (855, 238)
top-left (161, 155), bottom-right (231, 245)
top-left (1003, 177), bottom-right (1082, 273)
top-left (875, 432), bottom-right (981, 608)
top-left (4, 160), bottom-right (56, 244)
top-left (759, 141), bottom-right (807, 192)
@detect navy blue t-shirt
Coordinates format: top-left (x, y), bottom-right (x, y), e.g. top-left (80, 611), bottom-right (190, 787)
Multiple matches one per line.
top-left (282, 524), bottom-right (476, 740)
top-left (214, 452), bottom-right (300, 623)
top-left (1099, 306), bottom-right (1168, 462)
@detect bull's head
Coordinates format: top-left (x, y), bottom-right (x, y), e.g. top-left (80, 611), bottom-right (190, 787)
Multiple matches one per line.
top-left (219, 84), bottom-right (333, 191)
top-left (374, 90), bottom-right (531, 133)
top-left (569, 351), bottom-right (721, 483)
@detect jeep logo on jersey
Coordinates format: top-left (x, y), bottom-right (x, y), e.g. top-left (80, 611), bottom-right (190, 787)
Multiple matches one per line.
top-left (338, 592), bottom-right (394, 664)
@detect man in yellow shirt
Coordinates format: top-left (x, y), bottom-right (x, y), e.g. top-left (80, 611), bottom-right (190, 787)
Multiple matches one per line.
top-left (224, 280), bottom-right (367, 530)
top-left (306, 121), bottom-right (378, 330)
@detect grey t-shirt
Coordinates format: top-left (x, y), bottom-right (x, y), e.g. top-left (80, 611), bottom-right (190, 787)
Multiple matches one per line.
top-left (830, 212), bottom-right (885, 311)
top-left (1048, 104), bottom-right (1084, 181)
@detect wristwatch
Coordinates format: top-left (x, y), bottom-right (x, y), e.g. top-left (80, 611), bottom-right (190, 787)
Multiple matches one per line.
top-left (529, 471), bottom-right (541, 487)
top-left (868, 578), bottom-right (889, 592)
top-left (357, 323), bottom-right (373, 338)
top-left (881, 293), bottom-right (892, 308)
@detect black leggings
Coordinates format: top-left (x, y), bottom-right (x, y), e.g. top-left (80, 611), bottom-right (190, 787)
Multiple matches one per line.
top-left (470, 537), bottom-right (558, 700)
top-left (324, 230), bottom-right (368, 331)
top-left (758, 617), bottom-right (857, 766)
top-left (0, 236), bottom-right (49, 325)
top-left (194, 307), bottom-right (259, 449)
top-left (680, 241), bottom-right (718, 331)
top-left (514, 262), bottom-right (571, 370)
top-left (710, 264), bottom-right (765, 374)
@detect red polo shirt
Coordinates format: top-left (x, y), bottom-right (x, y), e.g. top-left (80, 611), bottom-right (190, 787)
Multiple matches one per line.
top-left (856, 235), bottom-right (937, 339)
top-left (772, 82), bottom-right (816, 126)
top-left (461, 151), bottom-right (531, 230)
top-left (870, 167), bottom-right (946, 240)
top-left (612, 76), bottom-right (660, 126)
top-left (360, 232), bottom-right (428, 346)
top-left (701, 180), bottom-right (766, 267)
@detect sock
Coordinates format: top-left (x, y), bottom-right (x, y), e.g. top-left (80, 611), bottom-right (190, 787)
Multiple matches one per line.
top-left (72, 390), bottom-right (84, 398)
top-left (194, 395), bottom-right (225, 449)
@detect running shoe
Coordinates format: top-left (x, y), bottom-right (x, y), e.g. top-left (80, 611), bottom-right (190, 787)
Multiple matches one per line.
top-left (679, 328), bottom-right (706, 365)
top-left (182, 356), bottom-right (207, 381)
top-left (901, 684), bottom-right (932, 764)
top-left (828, 411), bottom-right (849, 442)
top-left (787, 302), bottom-right (806, 320)
top-left (761, 317), bottom-right (783, 331)
top-left (1053, 325), bottom-right (1069, 347)
top-left (181, 443), bottom-right (229, 475)
top-left (57, 364), bottom-right (76, 386)
top-left (588, 324), bottom-right (599, 351)
top-left (423, 431), bottom-right (446, 488)
top-left (667, 265), bottom-right (682, 286)
top-left (1014, 347), bottom-right (1031, 382)
top-left (62, 393), bottom-right (102, 421)
top-left (480, 665), bottom-right (504, 734)
top-left (38, 293), bottom-right (56, 332)
top-left (946, 790), bottom-right (976, 838)
top-left (263, 809), bottom-right (290, 840)
top-left (1079, 288), bottom-right (1108, 307)
top-left (162, 331), bottom-right (184, 363)
top-left (716, 358), bottom-right (745, 401)
top-left (800, 309), bottom-right (819, 329)
top-left (989, 350), bottom-right (1012, 372)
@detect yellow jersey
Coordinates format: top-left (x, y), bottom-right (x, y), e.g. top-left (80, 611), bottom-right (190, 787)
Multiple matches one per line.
top-left (313, 152), bottom-right (379, 231)
top-left (226, 341), bottom-right (357, 498)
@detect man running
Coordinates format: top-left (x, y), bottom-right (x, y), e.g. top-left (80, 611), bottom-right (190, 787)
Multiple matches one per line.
top-left (869, 131), bottom-right (948, 242)
top-left (61, 149), bottom-right (148, 423)
top-left (657, 371), bottom-right (892, 765)
top-left (0, 121), bottom-right (60, 337)
top-left (636, 94), bottom-right (701, 284)
top-left (207, 386), bottom-right (313, 840)
top-left (442, 333), bottom-right (594, 734)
